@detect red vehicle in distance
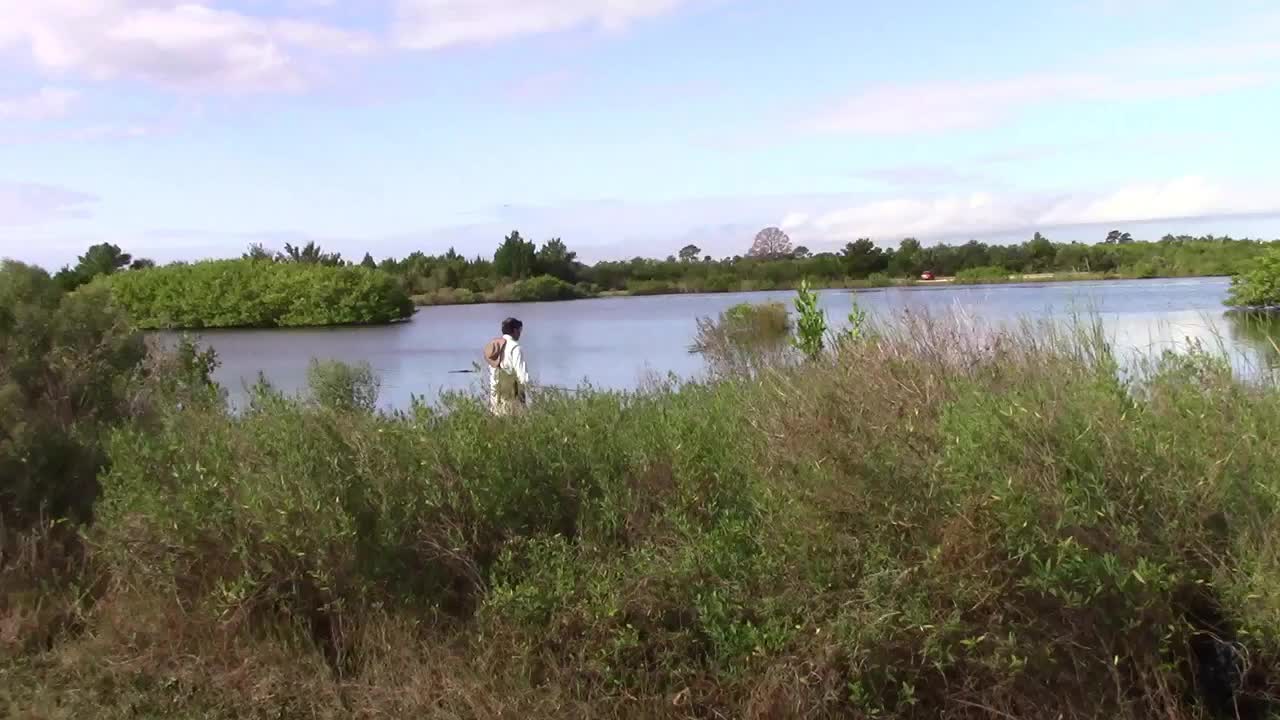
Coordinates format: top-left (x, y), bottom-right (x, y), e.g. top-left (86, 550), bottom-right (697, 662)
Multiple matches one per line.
top-left (920, 270), bottom-right (936, 281)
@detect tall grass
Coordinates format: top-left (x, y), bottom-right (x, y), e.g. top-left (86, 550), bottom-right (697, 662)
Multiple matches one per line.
top-left (6, 307), bottom-right (1280, 718)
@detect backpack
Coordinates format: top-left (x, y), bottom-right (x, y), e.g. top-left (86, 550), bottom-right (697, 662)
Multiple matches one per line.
top-left (483, 336), bottom-right (506, 369)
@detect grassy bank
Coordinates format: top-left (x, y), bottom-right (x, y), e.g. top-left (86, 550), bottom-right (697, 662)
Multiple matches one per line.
top-left (5, 274), bottom-right (1280, 717)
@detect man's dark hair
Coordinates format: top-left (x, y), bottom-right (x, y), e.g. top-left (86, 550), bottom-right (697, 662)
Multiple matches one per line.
top-left (501, 317), bottom-right (523, 336)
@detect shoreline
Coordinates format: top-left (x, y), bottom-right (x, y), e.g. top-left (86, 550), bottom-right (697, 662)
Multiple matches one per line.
top-left (411, 271), bottom-right (1231, 308)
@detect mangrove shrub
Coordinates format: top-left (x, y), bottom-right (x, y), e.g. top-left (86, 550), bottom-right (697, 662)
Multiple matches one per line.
top-left (101, 258), bottom-right (414, 329)
top-left (1228, 247), bottom-right (1280, 308)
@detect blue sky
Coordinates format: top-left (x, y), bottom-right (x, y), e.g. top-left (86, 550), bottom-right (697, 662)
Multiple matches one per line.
top-left (2, 0), bottom-right (1279, 268)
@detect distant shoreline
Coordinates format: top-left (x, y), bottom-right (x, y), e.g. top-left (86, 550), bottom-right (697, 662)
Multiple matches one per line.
top-left (411, 271), bottom-right (1231, 307)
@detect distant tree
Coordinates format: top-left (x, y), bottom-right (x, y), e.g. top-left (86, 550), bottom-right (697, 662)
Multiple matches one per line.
top-left (54, 242), bottom-right (134, 290)
top-left (792, 246), bottom-right (812, 259)
top-left (703, 255), bottom-right (713, 263)
top-left (244, 243), bottom-right (275, 261)
top-left (1105, 230), bottom-right (1134, 245)
top-left (78, 243), bottom-right (133, 278)
top-left (1055, 242), bottom-right (1089, 272)
top-left (749, 227), bottom-right (793, 259)
top-left (679, 244), bottom-right (702, 262)
top-left (360, 252), bottom-right (378, 270)
top-left (494, 230), bottom-right (538, 279)
top-left (1027, 231), bottom-right (1056, 271)
top-left (129, 258), bottom-right (156, 270)
top-left (841, 238), bottom-right (887, 277)
top-left (535, 237), bottom-right (578, 282)
top-left (279, 241), bottom-right (343, 266)
top-left (889, 237), bottom-right (922, 276)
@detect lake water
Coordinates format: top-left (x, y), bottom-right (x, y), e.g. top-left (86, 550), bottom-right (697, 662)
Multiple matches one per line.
top-left (180, 277), bottom-right (1279, 410)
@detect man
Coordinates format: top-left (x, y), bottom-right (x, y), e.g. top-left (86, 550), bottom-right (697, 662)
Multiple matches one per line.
top-left (485, 317), bottom-right (529, 415)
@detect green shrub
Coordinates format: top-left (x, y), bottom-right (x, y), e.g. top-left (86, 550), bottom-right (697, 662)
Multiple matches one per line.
top-left (691, 301), bottom-right (791, 375)
top-left (1228, 247), bottom-right (1280, 308)
top-left (0, 261), bottom-right (146, 528)
top-left (791, 279), bottom-right (826, 360)
top-left (509, 275), bottom-right (588, 302)
top-left (955, 265), bottom-right (1013, 284)
top-left (306, 360), bottom-right (380, 412)
top-left (625, 279), bottom-right (676, 296)
top-left (101, 259), bottom-right (414, 329)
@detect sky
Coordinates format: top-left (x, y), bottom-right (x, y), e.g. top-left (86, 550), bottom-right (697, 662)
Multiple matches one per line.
top-left (2, 0), bottom-right (1279, 269)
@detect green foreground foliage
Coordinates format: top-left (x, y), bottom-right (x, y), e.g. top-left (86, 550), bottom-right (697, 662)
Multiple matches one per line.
top-left (5, 262), bottom-right (1280, 718)
top-left (100, 258), bottom-right (414, 329)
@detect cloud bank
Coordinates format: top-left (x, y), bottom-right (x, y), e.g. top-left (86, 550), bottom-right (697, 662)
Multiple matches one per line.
top-left (0, 0), bottom-right (373, 92)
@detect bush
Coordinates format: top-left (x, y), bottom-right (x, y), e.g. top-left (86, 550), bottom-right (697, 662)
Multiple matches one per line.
top-left (792, 279), bottom-right (826, 360)
top-left (691, 301), bottom-right (791, 376)
top-left (101, 259), bottom-right (414, 329)
top-left (508, 275), bottom-right (588, 302)
top-left (0, 261), bottom-right (146, 528)
top-left (627, 279), bottom-right (681, 296)
top-left (14, 313), bottom-right (1280, 718)
top-left (306, 359), bottom-right (380, 412)
top-left (413, 287), bottom-right (480, 306)
top-left (1228, 247), bottom-right (1280, 308)
top-left (955, 265), bottom-right (1013, 284)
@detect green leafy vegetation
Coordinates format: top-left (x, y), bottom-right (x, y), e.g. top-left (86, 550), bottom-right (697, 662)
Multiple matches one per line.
top-left (100, 258), bottom-right (414, 329)
top-left (955, 265), bottom-right (1013, 284)
top-left (381, 230), bottom-right (1280, 305)
top-left (1228, 247), bottom-right (1280, 308)
top-left (0, 261), bottom-right (147, 529)
top-left (792, 279), bottom-right (826, 360)
top-left (8, 263), bottom-right (1280, 717)
top-left (690, 301), bottom-right (791, 377)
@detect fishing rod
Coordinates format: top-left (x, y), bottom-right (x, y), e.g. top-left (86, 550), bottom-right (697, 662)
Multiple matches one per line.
top-left (446, 369), bottom-right (586, 394)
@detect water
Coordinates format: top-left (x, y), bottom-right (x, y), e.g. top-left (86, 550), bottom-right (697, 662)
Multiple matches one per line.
top-left (176, 277), bottom-right (1277, 410)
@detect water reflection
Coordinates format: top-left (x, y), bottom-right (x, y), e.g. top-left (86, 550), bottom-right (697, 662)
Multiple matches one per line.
top-left (1225, 311), bottom-right (1280, 370)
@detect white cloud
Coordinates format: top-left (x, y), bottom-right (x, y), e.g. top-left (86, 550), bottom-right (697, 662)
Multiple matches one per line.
top-left (0, 182), bottom-right (98, 226)
top-left (0, 87), bottom-right (79, 121)
top-left (782, 176), bottom-right (1280, 244)
top-left (811, 72), bottom-right (1271, 135)
top-left (393, 0), bottom-right (691, 49)
top-left (0, 0), bottom-right (374, 92)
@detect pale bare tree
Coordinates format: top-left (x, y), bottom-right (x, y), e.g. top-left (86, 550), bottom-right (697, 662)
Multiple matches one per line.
top-left (749, 227), bottom-right (793, 258)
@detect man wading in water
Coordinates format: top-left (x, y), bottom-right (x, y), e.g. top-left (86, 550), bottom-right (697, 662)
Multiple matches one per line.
top-left (484, 317), bottom-right (530, 415)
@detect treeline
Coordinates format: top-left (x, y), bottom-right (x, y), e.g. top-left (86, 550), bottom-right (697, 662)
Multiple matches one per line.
top-left (39, 230), bottom-right (1280, 320)
top-left (380, 230), bottom-right (1280, 305)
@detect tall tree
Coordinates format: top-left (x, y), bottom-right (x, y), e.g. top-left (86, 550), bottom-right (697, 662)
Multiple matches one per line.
top-left (494, 231), bottom-right (538, 279)
top-left (243, 243), bottom-right (275, 261)
top-left (679, 244), bottom-right (702, 262)
top-left (360, 253), bottom-right (378, 270)
top-left (77, 243), bottom-right (133, 278)
top-left (279, 241), bottom-right (343, 266)
top-left (55, 242), bottom-right (134, 290)
top-left (749, 227), bottom-right (793, 259)
top-left (842, 238), bottom-right (887, 277)
top-left (536, 237), bottom-right (578, 282)
top-left (1027, 232), bottom-right (1056, 272)
top-left (889, 237), bottom-right (922, 275)
top-left (792, 246), bottom-right (812, 259)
